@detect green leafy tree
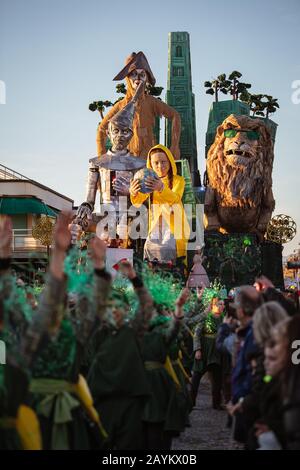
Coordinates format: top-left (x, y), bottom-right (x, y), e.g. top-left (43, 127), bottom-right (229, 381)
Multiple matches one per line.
top-left (146, 84), bottom-right (164, 98)
top-left (227, 71), bottom-right (251, 100)
top-left (116, 83), bottom-right (126, 95)
top-left (263, 95), bottom-right (280, 119)
top-left (88, 100), bottom-right (113, 119)
top-left (89, 83), bottom-right (164, 120)
top-left (204, 74), bottom-right (231, 102)
top-left (240, 92), bottom-right (280, 118)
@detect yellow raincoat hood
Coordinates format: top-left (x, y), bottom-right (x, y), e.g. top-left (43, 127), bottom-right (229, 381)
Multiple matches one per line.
top-left (131, 145), bottom-right (190, 260)
top-left (146, 144), bottom-right (177, 176)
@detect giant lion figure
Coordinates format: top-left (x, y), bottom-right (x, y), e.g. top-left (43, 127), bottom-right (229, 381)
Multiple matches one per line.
top-left (204, 114), bottom-right (275, 238)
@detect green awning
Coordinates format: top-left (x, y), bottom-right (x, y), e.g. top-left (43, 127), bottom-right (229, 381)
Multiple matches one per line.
top-left (0, 197), bottom-right (57, 217)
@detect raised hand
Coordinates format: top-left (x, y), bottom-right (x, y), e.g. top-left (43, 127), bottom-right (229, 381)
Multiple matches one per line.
top-left (254, 275), bottom-right (274, 291)
top-left (89, 236), bottom-right (107, 269)
top-left (50, 212), bottom-right (73, 280)
top-left (174, 287), bottom-right (189, 320)
top-left (176, 287), bottom-right (190, 307)
top-left (118, 260), bottom-right (136, 280)
top-left (53, 212), bottom-right (73, 252)
top-left (0, 216), bottom-right (13, 258)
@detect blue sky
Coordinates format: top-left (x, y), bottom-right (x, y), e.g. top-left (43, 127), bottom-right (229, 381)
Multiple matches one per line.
top-left (0, 0), bottom-right (299, 255)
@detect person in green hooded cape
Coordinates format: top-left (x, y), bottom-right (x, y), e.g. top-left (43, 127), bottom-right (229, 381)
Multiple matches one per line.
top-left (0, 214), bottom-right (89, 450)
top-left (84, 260), bottom-right (155, 450)
top-left (191, 295), bottom-right (226, 409)
top-left (27, 214), bottom-right (111, 450)
top-left (140, 287), bottom-right (190, 449)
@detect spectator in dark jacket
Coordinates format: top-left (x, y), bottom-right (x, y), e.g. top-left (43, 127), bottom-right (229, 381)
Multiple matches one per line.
top-left (226, 286), bottom-right (263, 443)
top-left (230, 286), bottom-right (263, 404)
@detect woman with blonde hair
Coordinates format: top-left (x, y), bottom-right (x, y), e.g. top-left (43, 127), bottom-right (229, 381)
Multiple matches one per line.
top-left (253, 301), bottom-right (288, 347)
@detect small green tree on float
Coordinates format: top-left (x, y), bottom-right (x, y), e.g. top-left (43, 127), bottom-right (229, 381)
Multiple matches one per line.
top-left (240, 92), bottom-right (280, 118)
top-left (204, 74), bottom-right (231, 102)
top-left (89, 84), bottom-right (164, 117)
top-left (204, 71), bottom-right (251, 102)
top-left (227, 70), bottom-right (252, 100)
top-left (88, 100), bottom-right (113, 119)
top-left (263, 95), bottom-right (280, 119)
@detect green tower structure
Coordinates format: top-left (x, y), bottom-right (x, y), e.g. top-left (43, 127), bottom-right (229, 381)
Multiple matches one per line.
top-left (165, 32), bottom-right (199, 186)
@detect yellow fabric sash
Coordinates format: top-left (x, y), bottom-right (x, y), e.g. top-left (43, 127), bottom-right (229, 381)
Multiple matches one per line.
top-left (30, 374), bottom-right (107, 449)
top-left (0, 405), bottom-right (42, 450)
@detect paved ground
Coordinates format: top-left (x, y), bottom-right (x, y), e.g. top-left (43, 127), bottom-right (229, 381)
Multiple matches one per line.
top-left (173, 379), bottom-right (242, 450)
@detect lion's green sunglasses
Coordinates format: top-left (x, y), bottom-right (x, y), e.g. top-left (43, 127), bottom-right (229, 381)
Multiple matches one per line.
top-left (224, 129), bottom-right (260, 140)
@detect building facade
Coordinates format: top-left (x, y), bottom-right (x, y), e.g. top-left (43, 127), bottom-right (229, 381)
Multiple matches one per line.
top-left (0, 164), bottom-right (73, 274)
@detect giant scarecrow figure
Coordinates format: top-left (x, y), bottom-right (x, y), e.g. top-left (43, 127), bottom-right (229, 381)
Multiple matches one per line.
top-left (96, 52), bottom-right (181, 160)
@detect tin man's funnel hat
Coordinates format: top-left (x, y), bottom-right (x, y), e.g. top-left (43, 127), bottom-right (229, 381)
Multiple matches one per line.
top-left (110, 81), bottom-right (144, 131)
top-left (113, 51), bottom-right (156, 86)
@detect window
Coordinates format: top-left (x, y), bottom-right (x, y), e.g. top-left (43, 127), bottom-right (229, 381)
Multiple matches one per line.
top-left (175, 45), bottom-right (182, 57)
top-left (172, 66), bottom-right (184, 77)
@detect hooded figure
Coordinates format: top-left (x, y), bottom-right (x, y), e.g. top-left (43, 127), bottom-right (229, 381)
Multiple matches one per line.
top-left (130, 144), bottom-right (190, 263)
top-left (96, 52), bottom-right (181, 160)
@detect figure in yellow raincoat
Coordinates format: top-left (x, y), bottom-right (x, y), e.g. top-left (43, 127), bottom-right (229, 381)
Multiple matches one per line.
top-left (130, 144), bottom-right (190, 263)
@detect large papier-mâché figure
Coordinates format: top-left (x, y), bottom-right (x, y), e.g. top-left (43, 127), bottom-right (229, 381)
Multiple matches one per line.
top-left (204, 114), bottom-right (275, 238)
top-left (97, 52), bottom-right (181, 160)
top-left (130, 144), bottom-right (190, 263)
top-left (76, 82), bottom-right (145, 241)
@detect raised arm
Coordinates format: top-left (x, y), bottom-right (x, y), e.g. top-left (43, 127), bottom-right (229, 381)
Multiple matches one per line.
top-left (0, 216), bottom-right (28, 336)
top-left (73, 237), bottom-right (112, 345)
top-left (19, 212), bottom-right (72, 367)
top-left (118, 261), bottom-right (154, 339)
top-left (0, 216), bottom-right (13, 294)
top-left (164, 287), bottom-right (189, 346)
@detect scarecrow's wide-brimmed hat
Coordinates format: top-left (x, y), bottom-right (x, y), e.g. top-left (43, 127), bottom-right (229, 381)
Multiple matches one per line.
top-left (113, 51), bottom-right (156, 86)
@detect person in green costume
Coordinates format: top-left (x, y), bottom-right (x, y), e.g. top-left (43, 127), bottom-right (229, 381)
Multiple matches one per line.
top-left (0, 214), bottom-right (81, 450)
top-left (85, 260), bottom-right (155, 450)
top-left (168, 334), bottom-right (193, 425)
top-left (141, 287), bottom-right (189, 449)
top-left (28, 214), bottom-right (111, 450)
top-left (0, 215), bottom-right (70, 450)
top-left (180, 285), bottom-right (207, 375)
top-left (191, 295), bottom-right (226, 409)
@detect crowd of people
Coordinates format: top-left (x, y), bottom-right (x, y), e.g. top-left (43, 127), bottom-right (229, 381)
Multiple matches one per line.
top-left (0, 213), bottom-right (299, 451)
